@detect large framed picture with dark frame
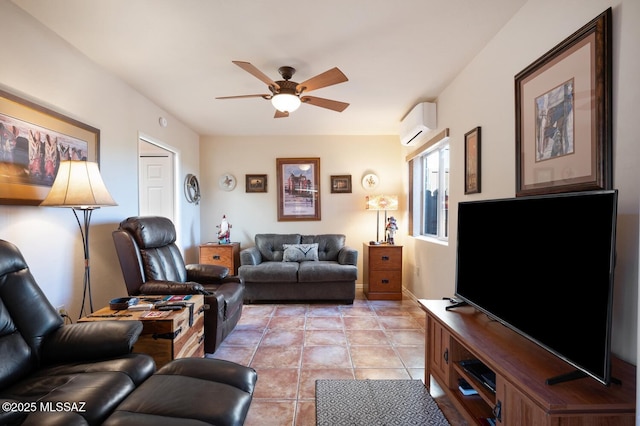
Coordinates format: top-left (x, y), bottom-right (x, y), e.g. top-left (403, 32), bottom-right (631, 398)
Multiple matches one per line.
top-left (0, 89), bottom-right (99, 205)
top-left (276, 157), bottom-right (320, 221)
top-left (515, 8), bottom-right (612, 197)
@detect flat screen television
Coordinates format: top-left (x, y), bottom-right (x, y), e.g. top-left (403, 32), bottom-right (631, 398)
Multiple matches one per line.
top-left (454, 190), bottom-right (618, 385)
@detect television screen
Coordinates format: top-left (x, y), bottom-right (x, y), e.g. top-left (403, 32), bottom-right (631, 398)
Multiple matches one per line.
top-left (455, 190), bottom-right (618, 385)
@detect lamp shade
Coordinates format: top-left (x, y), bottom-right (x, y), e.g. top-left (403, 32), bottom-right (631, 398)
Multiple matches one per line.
top-left (41, 160), bottom-right (117, 208)
top-left (271, 93), bottom-right (301, 113)
top-left (366, 195), bottom-right (398, 211)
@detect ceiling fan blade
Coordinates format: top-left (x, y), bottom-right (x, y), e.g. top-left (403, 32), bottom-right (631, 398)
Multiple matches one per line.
top-left (216, 94), bottom-right (271, 100)
top-left (232, 61), bottom-right (280, 91)
top-left (296, 67), bottom-right (348, 93)
top-left (301, 96), bottom-right (349, 112)
top-left (274, 110), bottom-right (289, 118)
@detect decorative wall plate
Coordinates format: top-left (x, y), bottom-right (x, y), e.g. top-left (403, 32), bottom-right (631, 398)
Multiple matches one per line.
top-left (218, 173), bottom-right (237, 191)
top-left (361, 173), bottom-right (379, 190)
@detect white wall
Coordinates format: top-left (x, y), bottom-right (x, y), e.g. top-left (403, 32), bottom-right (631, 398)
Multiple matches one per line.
top-left (401, 0), bottom-right (639, 369)
top-left (199, 135), bottom-right (404, 278)
top-left (0, 2), bottom-right (202, 319)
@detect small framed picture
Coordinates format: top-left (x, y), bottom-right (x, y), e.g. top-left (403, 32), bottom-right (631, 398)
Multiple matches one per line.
top-left (245, 174), bottom-right (267, 193)
top-left (464, 127), bottom-right (481, 194)
top-left (330, 175), bottom-right (352, 193)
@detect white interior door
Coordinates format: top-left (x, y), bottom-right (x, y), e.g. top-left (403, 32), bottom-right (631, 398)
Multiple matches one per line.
top-left (139, 140), bottom-right (175, 223)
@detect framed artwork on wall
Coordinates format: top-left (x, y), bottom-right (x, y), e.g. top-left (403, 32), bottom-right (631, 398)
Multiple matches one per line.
top-left (276, 157), bottom-right (320, 221)
top-left (515, 8), bottom-right (612, 197)
top-left (0, 89), bottom-right (99, 205)
top-left (246, 174), bottom-right (267, 193)
top-left (464, 127), bottom-right (481, 194)
top-left (330, 175), bottom-right (352, 193)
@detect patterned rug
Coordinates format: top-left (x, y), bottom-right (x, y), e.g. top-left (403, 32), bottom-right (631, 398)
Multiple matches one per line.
top-left (316, 379), bottom-right (450, 426)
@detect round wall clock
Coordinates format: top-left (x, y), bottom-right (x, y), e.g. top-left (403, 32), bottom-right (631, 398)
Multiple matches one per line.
top-left (361, 173), bottom-right (379, 190)
top-left (184, 174), bottom-right (201, 204)
top-left (218, 173), bottom-right (237, 191)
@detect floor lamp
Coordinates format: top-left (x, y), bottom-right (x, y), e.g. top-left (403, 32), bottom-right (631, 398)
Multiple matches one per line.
top-left (41, 161), bottom-right (117, 318)
top-left (365, 195), bottom-right (398, 243)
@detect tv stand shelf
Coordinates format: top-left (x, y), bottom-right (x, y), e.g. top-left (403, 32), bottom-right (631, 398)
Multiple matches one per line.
top-left (418, 299), bottom-right (636, 425)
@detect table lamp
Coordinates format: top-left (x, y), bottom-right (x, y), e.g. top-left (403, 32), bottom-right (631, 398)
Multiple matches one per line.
top-left (365, 194), bottom-right (398, 243)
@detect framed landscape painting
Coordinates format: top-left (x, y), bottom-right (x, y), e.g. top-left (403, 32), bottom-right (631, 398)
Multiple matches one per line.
top-left (515, 8), bottom-right (611, 197)
top-left (276, 157), bottom-right (320, 221)
top-left (246, 174), bottom-right (267, 193)
top-left (330, 175), bottom-right (352, 193)
top-left (0, 89), bottom-right (99, 205)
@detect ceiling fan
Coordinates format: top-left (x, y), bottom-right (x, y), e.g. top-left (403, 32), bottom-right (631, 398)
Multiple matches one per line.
top-left (216, 61), bottom-right (349, 118)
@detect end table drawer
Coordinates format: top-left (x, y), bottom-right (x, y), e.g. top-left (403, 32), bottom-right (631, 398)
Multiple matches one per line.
top-left (369, 248), bottom-right (402, 270)
top-left (200, 246), bottom-right (233, 265)
top-left (368, 271), bottom-right (402, 292)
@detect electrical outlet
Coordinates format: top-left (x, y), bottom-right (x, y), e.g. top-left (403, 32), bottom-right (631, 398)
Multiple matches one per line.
top-left (57, 305), bottom-right (68, 317)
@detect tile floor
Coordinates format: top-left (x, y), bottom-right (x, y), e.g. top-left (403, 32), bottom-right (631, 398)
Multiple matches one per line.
top-left (209, 288), bottom-right (467, 426)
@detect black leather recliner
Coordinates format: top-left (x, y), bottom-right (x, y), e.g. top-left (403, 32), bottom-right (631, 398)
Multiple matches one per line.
top-left (0, 238), bottom-right (257, 425)
top-left (112, 216), bottom-right (244, 354)
top-left (0, 239), bottom-right (155, 425)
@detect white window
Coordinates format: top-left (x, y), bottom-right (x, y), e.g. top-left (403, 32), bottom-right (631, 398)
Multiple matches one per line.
top-left (409, 137), bottom-right (449, 241)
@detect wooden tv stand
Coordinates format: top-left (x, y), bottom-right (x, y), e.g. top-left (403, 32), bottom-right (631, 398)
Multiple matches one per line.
top-left (418, 300), bottom-right (636, 425)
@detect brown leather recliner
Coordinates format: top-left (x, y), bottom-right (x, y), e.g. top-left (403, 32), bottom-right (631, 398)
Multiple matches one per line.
top-left (112, 216), bottom-right (244, 354)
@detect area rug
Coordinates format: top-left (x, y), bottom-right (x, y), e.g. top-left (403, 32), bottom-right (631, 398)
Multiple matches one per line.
top-left (316, 379), bottom-right (450, 426)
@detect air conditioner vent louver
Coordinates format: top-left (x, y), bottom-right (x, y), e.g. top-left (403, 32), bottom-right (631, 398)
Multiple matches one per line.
top-left (399, 102), bottom-right (436, 146)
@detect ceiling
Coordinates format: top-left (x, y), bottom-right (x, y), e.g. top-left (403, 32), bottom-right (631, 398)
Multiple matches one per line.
top-left (13, 0), bottom-right (526, 137)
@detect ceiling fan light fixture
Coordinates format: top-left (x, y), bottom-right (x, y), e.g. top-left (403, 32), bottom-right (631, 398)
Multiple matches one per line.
top-left (271, 93), bottom-right (301, 113)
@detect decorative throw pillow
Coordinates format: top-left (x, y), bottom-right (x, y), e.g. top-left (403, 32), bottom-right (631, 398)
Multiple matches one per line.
top-left (282, 243), bottom-right (319, 262)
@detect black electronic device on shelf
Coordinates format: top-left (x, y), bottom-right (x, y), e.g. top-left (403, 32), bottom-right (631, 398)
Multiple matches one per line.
top-left (460, 359), bottom-right (496, 393)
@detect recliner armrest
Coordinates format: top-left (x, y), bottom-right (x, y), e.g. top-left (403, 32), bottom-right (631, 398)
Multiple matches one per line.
top-left (186, 264), bottom-right (229, 284)
top-left (239, 246), bottom-right (262, 265)
top-left (140, 280), bottom-right (206, 294)
top-left (338, 246), bottom-right (358, 266)
top-left (41, 321), bottom-right (143, 364)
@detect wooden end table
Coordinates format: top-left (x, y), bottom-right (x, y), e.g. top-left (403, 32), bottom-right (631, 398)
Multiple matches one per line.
top-left (199, 242), bottom-right (240, 275)
top-left (363, 243), bottom-right (403, 300)
top-left (79, 295), bottom-right (205, 368)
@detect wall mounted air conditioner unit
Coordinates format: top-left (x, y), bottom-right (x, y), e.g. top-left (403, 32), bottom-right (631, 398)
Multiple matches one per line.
top-left (399, 102), bottom-right (437, 146)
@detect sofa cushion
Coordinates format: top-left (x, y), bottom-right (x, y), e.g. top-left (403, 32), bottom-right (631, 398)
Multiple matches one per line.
top-left (298, 261), bottom-right (358, 283)
top-left (239, 261), bottom-right (299, 283)
top-left (283, 243), bottom-right (319, 262)
top-left (301, 235), bottom-right (346, 261)
top-left (255, 234), bottom-right (301, 261)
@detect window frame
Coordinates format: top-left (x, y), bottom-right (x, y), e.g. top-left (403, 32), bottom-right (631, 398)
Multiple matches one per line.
top-left (406, 129), bottom-right (450, 242)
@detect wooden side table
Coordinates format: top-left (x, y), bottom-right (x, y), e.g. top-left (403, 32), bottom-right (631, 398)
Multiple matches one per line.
top-left (79, 295), bottom-right (205, 368)
top-left (363, 243), bottom-right (403, 300)
top-left (199, 242), bottom-right (240, 275)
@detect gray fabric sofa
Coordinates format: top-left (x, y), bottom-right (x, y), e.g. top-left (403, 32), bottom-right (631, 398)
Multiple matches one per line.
top-left (238, 234), bottom-right (358, 303)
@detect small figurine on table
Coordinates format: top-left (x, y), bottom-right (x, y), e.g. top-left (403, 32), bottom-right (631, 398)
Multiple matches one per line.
top-left (386, 216), bottom-right (398, 245)
top-left (216, 215), bottom-right (231, 244)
